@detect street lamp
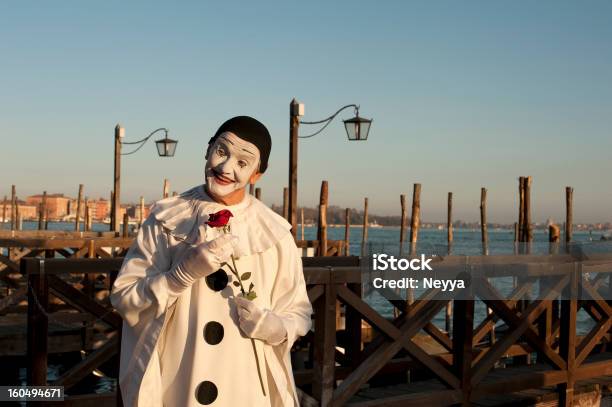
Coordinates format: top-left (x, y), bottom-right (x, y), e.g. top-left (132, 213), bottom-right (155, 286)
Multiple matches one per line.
top-left (112, 125), bottom-right (177, 232)
top-left (288, 99), bottom-right (372, 239)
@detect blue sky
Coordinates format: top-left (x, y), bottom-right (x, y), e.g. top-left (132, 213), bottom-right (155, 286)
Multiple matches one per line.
top-left (1, 1), bottom-right (611, 223)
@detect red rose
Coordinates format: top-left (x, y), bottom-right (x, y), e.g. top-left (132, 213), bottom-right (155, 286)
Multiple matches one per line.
top-left (206, 209), bottom-right (233, 227)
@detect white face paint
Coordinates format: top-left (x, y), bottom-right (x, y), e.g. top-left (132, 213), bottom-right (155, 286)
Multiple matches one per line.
top-left (205, 132), bottom-right (261, 198)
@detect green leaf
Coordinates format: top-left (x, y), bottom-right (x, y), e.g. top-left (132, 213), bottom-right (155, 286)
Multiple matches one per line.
top-left (249, 282), bottom-right (254, 291)
top-left (232, 281), bottom-right (240, 287)
top-left (240, 272), bottom-right (251, 281)
top-left (246, 291), bottom-right (257, 301)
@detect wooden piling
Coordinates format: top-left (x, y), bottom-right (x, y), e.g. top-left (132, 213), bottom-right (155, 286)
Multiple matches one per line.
top-left (122, 213), bottom-right (129, 238)
top-left (140, 196), bottom-right (145, 226)
top-left (84, 198), bottom-right (90, 231)
top-left (75, 184), bottom-right (83, 232)
top-left (300, 207), bottom-right (305, 241)
top-left (480, 187), bottom-right (488, 254)
top-left (10, 185), bottom-right (16, 231)
top-left (282, 187), bottom-right (289, 221)
top-left (344, 208), bottom-right (350, 256)
top-left (549, 223), bottom-right (560, 255)
top-left (163, 179), bottom-right (169, 199)
top-left (249, 183), bottom-right (255, 195)
top-left (16, 204), bottom-right (21, 230)
top-left (447, 192), bottom-right (453, 252)
top-left (399, 194), bottom-right (407, 254)
top-left (2, 195), bottom-right (6, 227)
top-left (38, 191), bottom-right (47, 230)
top-left (565, 187), bottom-right (573, 243)
top-left (317, 181), bottom-right (328, 256)
top-left (524, 176), bottom-right (533, 244)
top-left (409, 183), bottom-right (421, 254)
top-left (361, 197), bottom-right (369, 255)
top-left (518, 177), bottom-right (525, 244)
top-left (255, 188), bottom-right (261, 200)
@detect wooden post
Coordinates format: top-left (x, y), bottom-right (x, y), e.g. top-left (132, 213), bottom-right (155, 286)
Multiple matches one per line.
top-left (249, 183), bottom-right (255, 195)
top-left (282, 187), bottom-right (289, 221)
top-left (399, 194), bottom-right (407, 254)
top-left (565, 187), bottom-right (573, 244)
top-left (123, 212), bottom-right (129, 238)
top-left (344, 208), bottom-right (350, 256)
top-left (255, 188), bottom-right (261, 200)
top-left (446, 193), bottom-right (453, 330)
top-left (524, 176), bottom-right (533, 244)
top-left (518, 177), bottom-right (525, 245)
top-left (288, 98), bottom-right (300, 239)
top-left (112, 124), bottom-right (123, 233)
top-left (361, 198), bottom-right (369, 255)
top-left (453, 290), bottom-right (474, 406)
top-left (1, 195), bottom-right (6, 227)
top-left (140, 196), bottom-right (145, 226)
top-left (172, 191), bottom-right (178, 197)
top-left (557, 264), bottom-right (578, 406)
top-left (10, 185), bottom-right (16, 231)
top-left (317, 181), bottom-right (328, 256)
top-left (300, 207), bottom-right (305, 241)
top-left (409, 183), bottom-right (421, 255)
top-left (312, 273), bottom-right (336, 405)
top-left (38, 191), bottom-right (47, 230)
top-left (84, 198), bottom-right (90, 231)
top-left (16, 205), bottom-right (21, 230)
top-left (163, 179), bottom-right (170, 199)
top-left (75, 184), bottom-right (83, 231)
top-left (480, 187), bottom-right (488, 255)
top-left (447, 192), bottom-right (453, 254)
top-left (26, 259), bottom-right (48, 386)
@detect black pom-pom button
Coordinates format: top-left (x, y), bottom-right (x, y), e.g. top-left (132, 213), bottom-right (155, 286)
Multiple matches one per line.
top-left (203, 321), bottom-right (224, 345)
top-left (205, 269), bottom-right (229, 292)
top-left (195, 380), bottom-right (218, 405)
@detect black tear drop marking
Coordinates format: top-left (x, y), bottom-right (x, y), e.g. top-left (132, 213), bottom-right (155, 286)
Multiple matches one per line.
top-left (203, 321), bottom-right (224, 345)
top-left (195, 381), bottom-right (218, 405)
top-left (205, 269), bottom-right (229, 292)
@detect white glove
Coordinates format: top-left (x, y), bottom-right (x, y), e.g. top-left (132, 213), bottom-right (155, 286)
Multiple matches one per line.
top-left (165, 234), bottom-right (239, 295)
top-left (234, 296), bottom-right (287, 345)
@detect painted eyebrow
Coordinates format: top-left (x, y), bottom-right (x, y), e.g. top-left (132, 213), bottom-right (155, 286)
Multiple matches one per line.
top-left (241, 148), bottom-right (255, 156)
top-left (218, 135), bottom-right (234, 145)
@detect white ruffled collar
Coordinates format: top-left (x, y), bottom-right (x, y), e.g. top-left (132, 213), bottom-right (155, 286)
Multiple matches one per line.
top-left (150, 185), bottom-right (291, 255)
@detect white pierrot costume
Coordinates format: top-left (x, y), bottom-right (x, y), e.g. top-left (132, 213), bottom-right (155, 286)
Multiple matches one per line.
top-left (110, 185), bottom-right (313, 406)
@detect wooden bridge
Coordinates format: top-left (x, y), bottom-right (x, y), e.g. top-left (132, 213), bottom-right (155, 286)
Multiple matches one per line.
top-left (2, 234), bottom-right (612, 406)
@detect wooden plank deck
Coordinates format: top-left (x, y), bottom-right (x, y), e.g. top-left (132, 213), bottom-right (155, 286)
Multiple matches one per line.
top-left (349, 353), bottom-right (612, 406)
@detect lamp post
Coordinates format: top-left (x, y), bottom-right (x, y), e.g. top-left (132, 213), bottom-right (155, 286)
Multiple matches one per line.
top-left (111, 125), bottom-right (178, 232)
top-left (288, 99), bottom-right (372, 239)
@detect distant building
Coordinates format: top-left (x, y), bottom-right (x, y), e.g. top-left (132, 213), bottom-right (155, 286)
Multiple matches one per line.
top-left (25, 194), bottom-right (71, 220)
top-left (93, 199), bottom-right (111, 221)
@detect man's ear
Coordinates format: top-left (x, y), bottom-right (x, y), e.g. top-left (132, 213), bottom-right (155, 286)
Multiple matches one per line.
top-left (249, 171), bottom-right (263, 185)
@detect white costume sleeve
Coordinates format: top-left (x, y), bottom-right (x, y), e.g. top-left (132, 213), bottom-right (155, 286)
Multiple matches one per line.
top-left (271, 234), bottom-right (313, 345)
top-left (264, 233), bottom-right (313, 407)
top-left (111, 215), bottom-right (175, 326)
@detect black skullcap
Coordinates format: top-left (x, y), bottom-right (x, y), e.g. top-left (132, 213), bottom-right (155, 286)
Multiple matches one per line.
top-left (207, 116), bottom-right (272, 173)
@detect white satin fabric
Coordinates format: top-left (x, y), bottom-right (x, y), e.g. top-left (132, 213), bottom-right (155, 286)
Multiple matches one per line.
top-left (110, 185), bottom-right (312, 406)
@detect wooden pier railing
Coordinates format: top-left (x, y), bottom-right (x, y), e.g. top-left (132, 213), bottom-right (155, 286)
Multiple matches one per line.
top-left (19, 253), bottom-right (612, 406)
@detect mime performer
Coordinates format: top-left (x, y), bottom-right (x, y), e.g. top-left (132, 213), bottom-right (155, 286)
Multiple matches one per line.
top-left (110, 116), bottom-right (313, 406)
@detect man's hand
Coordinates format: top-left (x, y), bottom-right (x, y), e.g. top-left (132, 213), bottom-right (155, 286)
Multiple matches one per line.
top-left (234, 296), bottom-right (287, 345)
top-left (166, 234), bottom-right (239, 295)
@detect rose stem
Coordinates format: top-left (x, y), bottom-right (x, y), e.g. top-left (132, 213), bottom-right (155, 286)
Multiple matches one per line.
top-left (225, 253), bottom-right (266, 396)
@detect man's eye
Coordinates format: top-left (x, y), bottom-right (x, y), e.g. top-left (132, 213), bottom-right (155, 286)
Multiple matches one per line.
top-left (238, 160), bottom-right (248, 168)
top-left (217, 148), bottom-right (226, 157)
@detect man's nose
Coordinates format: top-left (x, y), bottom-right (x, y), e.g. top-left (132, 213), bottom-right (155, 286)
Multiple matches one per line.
top-left (218, 158), bottom-right (234, 174)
